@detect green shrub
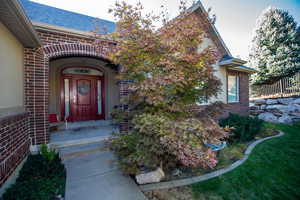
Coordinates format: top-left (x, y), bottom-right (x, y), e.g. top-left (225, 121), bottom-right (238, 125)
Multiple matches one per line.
top-left (40, 144), bottom-right (57, 162)
top-left (259, 122), bottom-right (278, 137)
top-left (220, 113), bottom-right (264, 143)
top-left (3, 152), bottom-right (66, 200)
top-left (216, 143), bottom-right (247, 169)
top-left (293, 121), bottom-right (300, 128)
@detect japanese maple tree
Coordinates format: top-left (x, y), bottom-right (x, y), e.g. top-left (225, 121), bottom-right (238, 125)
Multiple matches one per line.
top-left (108, 1), bottom-right (228, 174)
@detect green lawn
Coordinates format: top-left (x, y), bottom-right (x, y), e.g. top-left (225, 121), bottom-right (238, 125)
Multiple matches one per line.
top-left (191, 124), bottom-right (300, 200)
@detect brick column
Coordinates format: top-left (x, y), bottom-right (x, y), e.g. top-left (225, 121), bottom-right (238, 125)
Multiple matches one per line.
top-left (24, 48), bottom-right (49, 145)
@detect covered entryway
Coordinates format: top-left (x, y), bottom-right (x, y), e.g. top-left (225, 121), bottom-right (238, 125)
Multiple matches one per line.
top-left (49, 57), bottom-right (120, 147)
top-left (61, 67), bottom-right (105, 122)
top-left (49, 57), bottom-right (120, 123)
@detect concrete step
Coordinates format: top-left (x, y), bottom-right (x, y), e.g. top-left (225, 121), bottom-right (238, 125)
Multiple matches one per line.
top-left (50, 134), bottom-right (111, 149)
top-left (50, 120), bottom-right (115, 132)
top-left (51, 120), bottom-right (114, 131)
top-left (59, 141), bottom-right (109, 160)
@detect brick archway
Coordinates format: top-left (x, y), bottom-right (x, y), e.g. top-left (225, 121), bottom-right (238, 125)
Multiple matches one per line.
top-left (24, 42), bottom-right (117, 145)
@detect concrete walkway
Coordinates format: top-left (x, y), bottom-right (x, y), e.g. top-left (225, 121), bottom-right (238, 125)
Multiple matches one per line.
top-left (62, 146), bottom-right (147, 200)
top-left (50, 121), bottom-right (147, 200)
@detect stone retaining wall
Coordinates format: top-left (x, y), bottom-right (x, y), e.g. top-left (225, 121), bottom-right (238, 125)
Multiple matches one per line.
top-left (250, 96), bottom-right (300, 124)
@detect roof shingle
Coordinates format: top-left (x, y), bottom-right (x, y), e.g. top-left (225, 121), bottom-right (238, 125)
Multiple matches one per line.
top-left (20, 0), bottom-right (116, 33)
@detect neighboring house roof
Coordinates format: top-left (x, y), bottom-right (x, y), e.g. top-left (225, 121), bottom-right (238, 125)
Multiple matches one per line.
top-left (19, 0), bottom-right (116, 33)
top-left (0, 0), bottom-right (41, 47)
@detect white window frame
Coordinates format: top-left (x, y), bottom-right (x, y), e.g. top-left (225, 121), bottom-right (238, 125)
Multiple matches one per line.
top-left (227, 74), bottom-right (239, 103)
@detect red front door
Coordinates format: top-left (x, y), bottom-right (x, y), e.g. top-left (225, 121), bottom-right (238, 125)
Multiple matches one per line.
top-left (62, 74), bottom-right (105, 122)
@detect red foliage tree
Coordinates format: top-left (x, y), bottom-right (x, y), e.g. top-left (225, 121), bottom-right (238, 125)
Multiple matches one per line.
top-left (108, 1), bottom-right (228, 174)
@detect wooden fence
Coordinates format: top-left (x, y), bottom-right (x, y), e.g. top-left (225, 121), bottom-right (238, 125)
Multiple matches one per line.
top-left (250, 72), bottom-right (300, 100)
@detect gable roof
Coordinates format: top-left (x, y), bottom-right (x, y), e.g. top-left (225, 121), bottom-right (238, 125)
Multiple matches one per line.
top-left (19, 0), bottom-right (116, 33)
top-left (0, 0), bottom-right (41, 47)
top-left (188, 1), bottom-right (232, 57)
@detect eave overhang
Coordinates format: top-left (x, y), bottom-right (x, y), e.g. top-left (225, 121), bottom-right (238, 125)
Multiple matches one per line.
top-left (219, 57), bottom-right (256, 73)
top-left (0, 0), bottom-right (41, 48)
top-left (32, 21), bottom-right (117, 44)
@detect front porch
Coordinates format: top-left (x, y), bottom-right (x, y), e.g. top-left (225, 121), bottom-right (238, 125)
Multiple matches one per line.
top-left (49, 120), bottom-right (118, 148)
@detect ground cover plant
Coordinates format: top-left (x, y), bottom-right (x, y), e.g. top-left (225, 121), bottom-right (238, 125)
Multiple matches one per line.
top-left (3, 145), bottom-right (66, 200)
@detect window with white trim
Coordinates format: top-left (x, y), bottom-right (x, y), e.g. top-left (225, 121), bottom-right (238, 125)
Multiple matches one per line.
top-left (227, 74), bottom-right (239, 103)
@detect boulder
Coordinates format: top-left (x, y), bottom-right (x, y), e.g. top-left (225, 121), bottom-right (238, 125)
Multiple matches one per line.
top-left (292, 98), bottom-right (300, 104)
top-left (277, 98), bottom-right (294, 105)
top-left (260, 105), bottom-right (267, 110)
top-left (266, 99), bottom-right (278, 105)
top-left (253, 99), bottom-right (266, 105)
top-left (266, 104), bottom-right (288, 113)
top-left (278, 115), bottom-right (293, 124)
top-left (250, 110), bottom-right (264, 116)
top-left (258, 112), bottom-right (278, 122)
top-left (287, 104), bottom-right (300, 113)
top-left (136, 168), bottom-right (165, 185)
top-left (250, 105), bottom-right (260, 110)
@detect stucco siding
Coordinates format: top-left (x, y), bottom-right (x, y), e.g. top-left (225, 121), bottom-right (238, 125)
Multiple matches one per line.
top-left (0, 22), bottom-right (24, 111)
top-left (198, 37), bottom-right (227, 103)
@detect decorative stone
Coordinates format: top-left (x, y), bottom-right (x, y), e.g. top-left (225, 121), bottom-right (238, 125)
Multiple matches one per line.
top-left (250, 106), bottom-right (260, 110)
top-left (266, 99), bottom-right (278, 105)
top-left (260, 105), bottom-right (267, 110)
top-left (266, 104), bottom-right (288, 113)
top-left (258, 112), bottom-right (278, 122)
top-left (250, 110), bottom-right (264, 116)
top-left (253, 99), bottom-right (266, 105)
top-left (292, 98), bottom-right (300, 104)
top-left (287, 104), bottom-right (300, 113)
top-left (278, 115), bottom-right (293, 124)
top-left (136, 168), bottom-right (165, 185)
top-left (277, 98), bottom-right (294, 105)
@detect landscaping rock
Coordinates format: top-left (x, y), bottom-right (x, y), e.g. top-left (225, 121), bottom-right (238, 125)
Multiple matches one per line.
top-left (278, 115), bottom-right (293, 124)
top-left (266, 99), bottom-right (278, 105)
top-left (292, 98), bottom-right (300, 104)
top-left (266, 105), bottom-right (288, 113)
top-left (277, 98), bottom-right (294, 105)
top-left (250, 105), bottom-right (260, 110)
top-left (136, 168), bottom-right (165, 185)
top-left (260, 105), bottom-right (267, 110)
top-left (287, 104), bottom-right (300, 113)
top-left (252, 99), bottom-right (266, 105)
top-left (250, 110), bottom-right (264, 116)
top-left (250, 96), bottom-right (300, 124)
top-left (258, 112), bottom-right (278, 122)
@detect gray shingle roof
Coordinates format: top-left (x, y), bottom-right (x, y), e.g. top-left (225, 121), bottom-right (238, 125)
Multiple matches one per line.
top-left (19, 0), bottom-right (116, 33)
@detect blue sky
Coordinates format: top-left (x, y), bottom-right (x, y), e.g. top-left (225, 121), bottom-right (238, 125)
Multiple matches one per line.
top-left (31, 0), bottom-right (300, 60)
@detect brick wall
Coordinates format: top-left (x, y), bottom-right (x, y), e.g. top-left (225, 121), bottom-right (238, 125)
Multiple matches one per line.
top-left (221, 71), bottom-right (250, 118)
top-left (0, 112), bottom-right (30, 186)
top-left (24, 29), bottom-right (123, 145)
